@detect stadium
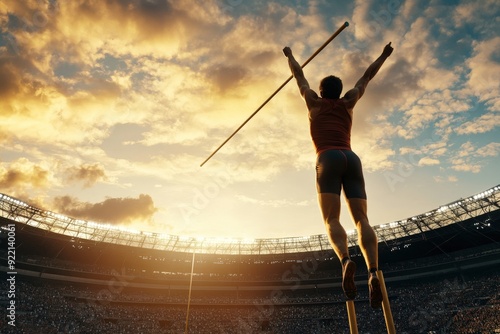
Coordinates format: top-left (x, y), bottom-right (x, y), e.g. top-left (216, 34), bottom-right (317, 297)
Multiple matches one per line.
top-left (1, 184), bottom-right (499, 333)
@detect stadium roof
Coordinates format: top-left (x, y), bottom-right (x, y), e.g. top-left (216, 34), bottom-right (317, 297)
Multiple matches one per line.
top-left (1, 185), bottom-right (499, 255)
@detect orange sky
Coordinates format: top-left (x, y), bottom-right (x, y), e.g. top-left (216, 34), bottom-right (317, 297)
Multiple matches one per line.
top-left (1, 0), bottom-right (499, 238)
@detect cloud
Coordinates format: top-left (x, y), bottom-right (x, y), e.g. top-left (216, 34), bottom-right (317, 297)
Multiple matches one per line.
top-left (352, 0), bottom-right (403, 42)
top-left (455, 112), bottom-right (500, 135)
top-left (0, 0), bottom-right (236, 149)
top-left (450, 161), bottom-right (481, 173)
top-left (476, 142), bottom-right (500, 157)
top-left (400, 91), bottom-right (470, 138)
top-left (205, 64), bottom-right (248, 93)
top-left (0, 56), bottom-right (130, 148)
top-left (418, 157), bottom-right (440, 166)
top-left (433, 175), bottom-right (458, 183)
top-left (52, 194), bottom-right (157, 225)
top-left (448, 141), bottom-right (498, 174)
top-left (464, 36), bottom-right (500, 108)
top-left (456, 141), bottom-right (474, 158)
top-left (352, 122), bottom-right (397, 172)
top-left (47, 1), bottom-right (228, 59)
top-left (0, 158), bottom-right (50, 190)
top-left (64, 163), bottom-right (107, 188)
top-left (452, 0), bottom-right (499, 30)
top-left (399, 137), bottom-right (448, 156)
top-left (0, 59), bottom-right (20, 99)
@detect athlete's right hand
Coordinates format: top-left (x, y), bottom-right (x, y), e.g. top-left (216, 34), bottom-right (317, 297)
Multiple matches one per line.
top-left (382, 42), bottom-right (393, 57)
top-left (282, 46), bottom-right (292, 58)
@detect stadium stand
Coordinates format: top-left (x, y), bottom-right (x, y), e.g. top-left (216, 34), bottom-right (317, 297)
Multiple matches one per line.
top-left (1, 185), bottom-right (499, 333)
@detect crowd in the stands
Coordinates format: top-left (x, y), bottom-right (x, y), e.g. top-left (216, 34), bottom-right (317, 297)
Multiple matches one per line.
top-left (1, 269), bottom-right (498, 333)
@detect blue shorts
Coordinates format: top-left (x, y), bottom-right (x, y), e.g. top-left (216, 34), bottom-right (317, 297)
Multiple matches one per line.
top-left (315, 149), bottom-right (367, 199)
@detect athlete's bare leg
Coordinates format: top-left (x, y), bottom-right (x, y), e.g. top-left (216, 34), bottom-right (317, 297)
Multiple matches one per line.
top-left (346, 198), bottom-right (378, 270)
top-left (347, 197), bottom-right (382, 308)
top-left (318, 193), bottom-right (357, 299)
top-left (318, 193), bottom-right (349, 260)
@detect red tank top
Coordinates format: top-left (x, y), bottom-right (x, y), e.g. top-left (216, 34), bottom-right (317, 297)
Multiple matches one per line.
top-left (310, 98), bottom-right (352, 154)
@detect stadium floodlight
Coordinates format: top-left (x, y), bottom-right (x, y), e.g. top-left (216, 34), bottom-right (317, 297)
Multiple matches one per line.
top-left (117, 226), bottom-right (140, 234)
top-left (87, 221), bottom-right (106, 229)
top-left (241, 238), bottom-right (256, 244)
top-left (215, 237), bottom-right (242, 244)
top-left (178, 235), bottom-right (193, 242)
top-left (437, 205), bottom-right (448, 213)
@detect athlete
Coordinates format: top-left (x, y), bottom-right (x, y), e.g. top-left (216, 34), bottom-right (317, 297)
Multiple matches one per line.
top-left (283, 42), bottom-right (393, 308)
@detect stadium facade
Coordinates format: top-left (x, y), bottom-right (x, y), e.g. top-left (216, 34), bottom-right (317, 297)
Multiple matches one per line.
top-left (1, 185), bottom-right (499, 333)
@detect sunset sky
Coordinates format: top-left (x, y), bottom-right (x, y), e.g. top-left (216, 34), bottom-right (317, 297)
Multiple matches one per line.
top-left (1, 0), bottom-right (498, 239)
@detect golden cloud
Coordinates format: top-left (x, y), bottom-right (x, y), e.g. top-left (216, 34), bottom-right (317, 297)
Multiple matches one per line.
top-left (52, 194), bottom-right (157, 225)
top-left (64, 163), bottom-right (107, 188)
top-left (0, 158), bottom-right (50, 190)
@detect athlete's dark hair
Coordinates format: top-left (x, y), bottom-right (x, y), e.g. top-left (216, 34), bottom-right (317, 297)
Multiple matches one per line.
top-left (319, 75), bottom-right (343, 99)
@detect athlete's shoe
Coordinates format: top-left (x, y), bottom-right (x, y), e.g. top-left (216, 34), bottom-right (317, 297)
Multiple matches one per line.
top-left (369, 273), bottom-right (383, 309)
top-left (342, 259), bottom-right (357, 300)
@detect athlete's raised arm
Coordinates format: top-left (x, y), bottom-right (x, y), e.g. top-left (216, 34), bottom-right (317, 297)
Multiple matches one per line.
top-left (283, 46), bottom-right (321, 110)
top-left (343, 42), bottom-right (393, 109)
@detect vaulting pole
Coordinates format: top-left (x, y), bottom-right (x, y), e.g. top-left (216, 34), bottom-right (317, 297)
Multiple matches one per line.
top-left (377, 270), bottom-right (396, 334)
top-left (346, 300), bottom-right (359, 334)
top-left (200, 21), bottom-right (349, 167)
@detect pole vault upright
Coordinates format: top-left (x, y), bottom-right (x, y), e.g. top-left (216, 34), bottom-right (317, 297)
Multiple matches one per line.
top-left (200, 21), bottom-right (349, 167)
top-left (345, 270), bottom-right (396, 334)
top-left (184, 252), bottom-right (196, 334)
